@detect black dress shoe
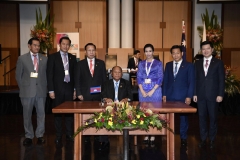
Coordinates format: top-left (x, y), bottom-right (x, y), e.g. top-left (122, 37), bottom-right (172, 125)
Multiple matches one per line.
top-left (37, 137), bottom-right (45, 144)
top-left (198, 140), bottom-right (206, 148)
top-left (149, 139), bottom-right (155, 145)
top-left (210, 141), bottom-right (215, 149)
top-left (181, 139), bottom-right (187, 147)
top-left (55, 137), bottom-right (62, 145)
top-left (143, 136), bottom-right (149, 144)
top-left (66, 135), bottom-right (74, 142)
top-left (23, 138), bottom-right (32, 146)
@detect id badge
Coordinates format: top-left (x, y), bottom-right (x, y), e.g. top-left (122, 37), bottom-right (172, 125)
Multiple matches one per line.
top-left (30, 72), bottom-right (38, 78)
top-left (65, 70), bottom-right (69, 75)
top-left (145, 78), bottom-right (151, 84)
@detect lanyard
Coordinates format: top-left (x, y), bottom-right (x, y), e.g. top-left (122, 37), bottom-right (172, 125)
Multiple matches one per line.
top-left (145, 59), bottom-right (154, 77)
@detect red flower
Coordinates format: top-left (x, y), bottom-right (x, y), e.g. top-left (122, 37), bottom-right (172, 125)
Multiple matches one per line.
top-left (101, 118), bottom-right (104, 122)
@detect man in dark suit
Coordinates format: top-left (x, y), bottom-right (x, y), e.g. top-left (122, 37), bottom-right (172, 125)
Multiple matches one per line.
top-left (162, 45), bottom-right (194, 147)
top-left (75, 43), bottom-right (107, 151)
top-left (75, 43), bottom-right (106, 101)
top-left (127, 50), bottom-right (141, 86)
top-left (47, 37), bottom-right (77, 144)
top-left (15, 37), bottom-right (47, 146)
top-left (101, 66), bottom-right (133, 103)
top-left (193, 41), bottom-right (225, 149)
top-left (127, 50), bottom-right (141, 70)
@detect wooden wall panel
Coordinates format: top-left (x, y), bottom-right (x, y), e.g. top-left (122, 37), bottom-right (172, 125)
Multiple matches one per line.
top-left (163, 1), bottom-right (189, 48)
top-left (79, 1), bottom-right (106, 49)
top-left (0, 4), bottom-right (18, 48)
top-left (163, 51), bottom-right (172, 67)
top-left (53, 1), bottom-right (79, 47)
top-left (108, 48), bottom-right (133, 69)
top-left (0, 4), bottom-right (19, 87)
top-left (231, 51), bottom-right (240, 78)
top-left (223, 3), bottom-right (240, 48)
top-left (0, 51), bottom-right (10, 85)
top-left (135, 1), bottom-right (163, 49)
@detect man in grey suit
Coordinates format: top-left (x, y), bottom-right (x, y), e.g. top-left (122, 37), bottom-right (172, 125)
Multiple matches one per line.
top-left (16, 37), bottom-right (48, 146)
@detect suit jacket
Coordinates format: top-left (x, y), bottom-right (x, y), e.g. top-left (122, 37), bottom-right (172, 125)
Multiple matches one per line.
top-left (162, 60), bottom-right (194, 102)
top-left (127, 57), bottom-right (142, 69)
top-left (101, 78), bottom-right (133, 101)
top-left (47, 52), bottom-right (77, 106)
top-left (75, 58), bottom-right (107, 101)
top-left (15, 52), bottom-right (47, 98)
top-left (194, 57), bottom-right (225, 101)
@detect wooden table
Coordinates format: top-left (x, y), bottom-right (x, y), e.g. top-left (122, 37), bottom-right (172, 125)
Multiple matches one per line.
top-left (52, 101), bottom-right (197, 160)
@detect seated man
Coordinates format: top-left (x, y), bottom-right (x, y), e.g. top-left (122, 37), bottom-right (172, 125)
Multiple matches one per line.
top-left (101, 66), bottom-right (133, 103)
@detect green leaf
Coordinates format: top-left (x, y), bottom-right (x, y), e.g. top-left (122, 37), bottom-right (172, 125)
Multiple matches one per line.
top-left (36, 9), bottom-right (38, 24)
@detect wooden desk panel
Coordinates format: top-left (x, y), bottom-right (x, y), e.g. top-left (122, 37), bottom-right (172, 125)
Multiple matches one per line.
top-left (52, 101), bottom-right (197, 160)
top-left (52, 101), bottom-right (197, 114)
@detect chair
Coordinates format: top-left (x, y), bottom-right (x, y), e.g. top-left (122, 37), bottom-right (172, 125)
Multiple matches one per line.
top-left (108, 69), bottom-right (130, 81)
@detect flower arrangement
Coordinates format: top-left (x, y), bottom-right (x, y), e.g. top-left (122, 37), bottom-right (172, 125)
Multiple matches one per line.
top-left (30, 8), bottom-right (56, 53)
top-left (225, 65), bottom-right (240, 97)
top-left (74, 102), bottom-right (174, 137)
top-left (197, 9), bottom-right (223, 58)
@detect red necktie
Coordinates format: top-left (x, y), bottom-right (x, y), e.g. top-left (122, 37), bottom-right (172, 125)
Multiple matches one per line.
top-left (205, 60), bottom-right (209, 76)
top-left (33, 55), bottom-right (38, 72)
top-left (90, 59), bottom-right (94, 76)
top-left (205, 60), bottom-right (209, 69)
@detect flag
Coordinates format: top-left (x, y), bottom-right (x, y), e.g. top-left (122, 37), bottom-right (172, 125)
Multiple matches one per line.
top-left (181, 20), bottom-right (186, 60)
top-left (202, 21), bottom-right (206, 42)
top-left (90, 86), bottom-right (101, 94)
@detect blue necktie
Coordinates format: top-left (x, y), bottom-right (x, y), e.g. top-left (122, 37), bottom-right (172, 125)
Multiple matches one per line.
top-left (114, 82), bottom-right (118, 101)
top-left (63, 53), bottom-right (70, 82)
top-left (174, 63), bottom-right (178, 78)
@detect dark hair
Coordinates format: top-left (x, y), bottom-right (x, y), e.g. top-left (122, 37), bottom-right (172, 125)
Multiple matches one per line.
top-left (170, 45), bottom-right (182, 53)
top-left (112, 66), bottom-right (122, 72)
top-left (85, 43), bottom-right (96, 50)
top-left (28, 37), bottom-right (40, 45)
top-left (59, 36), bottom-right (71, 44)
top-left (134, 50), bottom-right (140, 55)
top-left (201, 41), bottom-right (213, 49)
top-left (144, 44), bottom-right (154, 52)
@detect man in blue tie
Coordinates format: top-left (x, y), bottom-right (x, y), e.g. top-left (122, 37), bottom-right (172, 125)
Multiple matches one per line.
top-left (97, 66), bottom-right (132, 152)
top-left (47, 36), bottom-right (77, 145)
top-left (101, 66), bottom-right (132, 103)
top-left (162, 45), bottom-right (194, 147)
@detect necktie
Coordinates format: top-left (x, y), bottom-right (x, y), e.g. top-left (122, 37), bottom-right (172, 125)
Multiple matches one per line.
top-left (114, 82), bottom-right (118, 101)
top-left (63, 53), bottom-right (70, 82)
top-left (205, 60), bottom-right (209, 68)
top-left (90, 59), bottom-right (94, 76)
top-left (33, 55), bottom-right (38, 72)
top-left (174, 62), bottom-right (178, 78)
top-left (205, 60), bottom-right (209, 76)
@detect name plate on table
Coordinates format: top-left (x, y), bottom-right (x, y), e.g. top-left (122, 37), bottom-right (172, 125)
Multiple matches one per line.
top-left (90, 86), bottom-right (101, 94)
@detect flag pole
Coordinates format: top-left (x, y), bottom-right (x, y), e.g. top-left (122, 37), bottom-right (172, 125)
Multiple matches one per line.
top-left (181, 20), bottom-right (186, 60)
